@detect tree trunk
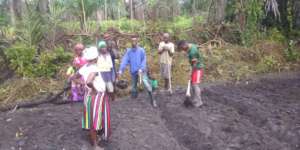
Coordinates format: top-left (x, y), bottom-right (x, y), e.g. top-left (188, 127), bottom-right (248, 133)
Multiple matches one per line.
top-left (38, 0), bottom-right (49, 14)
top-left (192, 0), bottom-right (197, 16)
top-left (208, 0), bottom-right (227, 24)
top-left (293, 0), bottom-right (300, 29)
top-left (8, 0), bottom-right (16, 26)
top-left (104, 0), bottom-right (107, 20)
top-left (277, 0), bottom-right (290, 36)
top-left (130, 0), bottom-right (133, 19)
top-left (135, 6), bottom-right (143, 20)
top-left (80, 0), bottom-right (87, 32)
top-left (13, 0), bottom-right (22, 18)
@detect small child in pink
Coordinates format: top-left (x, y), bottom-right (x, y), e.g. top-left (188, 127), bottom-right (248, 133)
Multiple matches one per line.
top-left (67, 43), bottom-right (87, 102)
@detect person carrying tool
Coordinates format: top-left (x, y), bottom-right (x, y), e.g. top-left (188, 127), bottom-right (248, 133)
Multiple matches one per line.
top-left (158, 33), bottom-right (175, 94)
top-left (177, 40), bottom-right (205, 107)
top-left (117, 36), bottom-right (157, 107)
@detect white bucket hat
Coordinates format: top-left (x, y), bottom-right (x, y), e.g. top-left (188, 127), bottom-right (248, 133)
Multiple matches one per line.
top-left (83, 46), bottom-right (99, 61)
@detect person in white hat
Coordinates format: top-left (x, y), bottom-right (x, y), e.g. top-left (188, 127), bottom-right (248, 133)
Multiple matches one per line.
top-left (71, 46), bottom-right (111, 148)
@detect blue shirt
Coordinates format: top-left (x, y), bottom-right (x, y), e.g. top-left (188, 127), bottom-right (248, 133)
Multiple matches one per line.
top-left (119, 46), bottom-right (147, 75)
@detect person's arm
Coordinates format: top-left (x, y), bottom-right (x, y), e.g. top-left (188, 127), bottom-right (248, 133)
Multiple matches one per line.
top-left (188, 50), bottom-right (197, 68)
top-left (140, 49), bottom-right (147, 72)
top-left (197, 50), bottom-right (205, 68)
top-left (168, 43), bottom-right (175, 57)
top-left (70, 71), bottom-right (80, 80)
top-left (112, 48), bottom-right (120, 59)
top-left (158, 42), bottom-right (164, 54)
top-left (86, 72), bottom-right (97, 89)
top-left (118, 49), bottom-right (130, 75)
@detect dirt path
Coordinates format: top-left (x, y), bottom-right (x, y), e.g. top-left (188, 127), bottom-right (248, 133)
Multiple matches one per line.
top-left (0, 72), bottom-right (299, 150)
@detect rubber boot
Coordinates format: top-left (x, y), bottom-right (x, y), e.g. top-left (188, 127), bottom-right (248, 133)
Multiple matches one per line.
top-left (191, 84), bottom-right (203, 107)
top-left (148, 92), bottom-right (157, 108)
top-left (131, 91), bottom-right (138, 99)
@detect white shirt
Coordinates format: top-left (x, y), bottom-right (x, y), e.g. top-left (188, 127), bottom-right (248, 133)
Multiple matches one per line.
top-left (97, 54), bottom-right (113, 72)
top-left (158, 41), bottom-right (175, 65)
top-left (79, 63), bottom-right (106, 92)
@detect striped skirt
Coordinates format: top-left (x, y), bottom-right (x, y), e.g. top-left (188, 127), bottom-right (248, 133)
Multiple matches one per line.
top-left (82, 91), bottom-right (111, 140)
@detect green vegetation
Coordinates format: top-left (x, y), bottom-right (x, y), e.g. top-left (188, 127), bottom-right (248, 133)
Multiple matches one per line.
top-left (4, 44), bottom-right (71, 77)
top-left (0, 0), bottom-right (299, 105)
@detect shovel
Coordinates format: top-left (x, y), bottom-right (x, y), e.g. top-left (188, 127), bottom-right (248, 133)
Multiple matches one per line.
top-left (184, 68), bottom-right (193, 106)
top-left (168, 65), bottom-right (173, 94)
top-left (185, 79), bottom-right (191, 97)
top-left (138, 71), bottom-right (143, 86)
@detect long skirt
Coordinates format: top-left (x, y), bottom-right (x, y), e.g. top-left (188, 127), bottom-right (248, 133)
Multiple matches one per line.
top-left (82, 91), bottom-right (111, 140)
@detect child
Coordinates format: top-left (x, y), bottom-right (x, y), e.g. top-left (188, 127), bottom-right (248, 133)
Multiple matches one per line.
top-left (68, 43), bottom-right (87, 102)
top-left (147, 70), bottom-right (158, 92)
top-left (72, 46), bottom-right (111, 147)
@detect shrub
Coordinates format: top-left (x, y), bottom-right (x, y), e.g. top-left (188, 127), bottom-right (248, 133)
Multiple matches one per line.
top-left (4, 44), bottom-right (72, 78)
top-left (4, 43), bottom-right (36, 77)
top-left (256, 55), bottom-right (280, 73)
top-left (284, 40), bottom-right (300, 62)
top-left (99, 18), bottom-right (143, 32)
top-left (172, 16), bottom-right (193, 30)
top-left (267, 28), bottom-right (286, 43)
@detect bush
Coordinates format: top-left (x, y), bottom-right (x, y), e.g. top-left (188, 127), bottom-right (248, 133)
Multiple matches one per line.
top-left (100, 18), bottom-right (143, 32)
top-left (4, 43), bottom-right (36, 77)
top-left (37, 47), bottom-right (72, 77)
top-left (4, 44), bottom-right (72, 77)
top-left (267, 28), bottom-right (286, 43)
top-left (256, 55), bottom-right (280, 73)
top-left (284, 40), bottom-right (300, 62)
top-left (172, 16), bottom-right (193, 30)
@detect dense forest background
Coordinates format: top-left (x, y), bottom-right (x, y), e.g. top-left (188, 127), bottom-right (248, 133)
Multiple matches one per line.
top-left (0, 0), bottom-right (300, 105)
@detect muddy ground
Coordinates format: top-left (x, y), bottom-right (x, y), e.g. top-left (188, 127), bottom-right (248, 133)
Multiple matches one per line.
top-left (0, 72), bottom-right (299, 150)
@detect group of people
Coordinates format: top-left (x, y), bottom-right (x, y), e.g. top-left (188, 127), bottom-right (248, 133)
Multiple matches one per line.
top-left (66, 33), bottom-right (205, 147)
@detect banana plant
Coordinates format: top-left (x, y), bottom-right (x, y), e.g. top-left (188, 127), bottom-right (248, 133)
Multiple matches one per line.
top-left (265, 0), bottom-right (280, 19)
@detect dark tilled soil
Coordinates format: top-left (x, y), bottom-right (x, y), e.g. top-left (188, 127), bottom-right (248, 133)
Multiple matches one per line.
top-left (0, 72), bottom-right (299, 150)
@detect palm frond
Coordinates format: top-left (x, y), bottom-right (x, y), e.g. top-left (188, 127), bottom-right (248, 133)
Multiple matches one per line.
top-left (265, 0), bottom-right (280, 19)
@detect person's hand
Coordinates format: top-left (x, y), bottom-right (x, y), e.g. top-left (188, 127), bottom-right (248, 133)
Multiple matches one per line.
top-left (163, 45), bottom-right (169, 51)
top-left (191, 59), bottom-right (198, 64)
top-left (116, 71), bottom-right (122, 81)
top-left (138, 69), bottom-right (143, 74)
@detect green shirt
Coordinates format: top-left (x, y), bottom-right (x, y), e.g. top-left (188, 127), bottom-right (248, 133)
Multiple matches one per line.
top-left (188, 44), bottom-right (204, 69)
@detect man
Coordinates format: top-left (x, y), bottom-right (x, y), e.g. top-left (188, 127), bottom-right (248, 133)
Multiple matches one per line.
top-left (118, 36), bottom-right (157, 107)
top-left (158, 33), bottom-right (175, 93)
top-left (177, 40), bottom-right (204, 107)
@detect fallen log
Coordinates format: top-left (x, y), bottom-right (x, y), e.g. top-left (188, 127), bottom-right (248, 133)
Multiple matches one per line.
top-left (0, 86), bottom-right (70, 112)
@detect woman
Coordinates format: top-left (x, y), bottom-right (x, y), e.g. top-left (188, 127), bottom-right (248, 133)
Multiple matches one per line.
top-left (97, 41), bottom-right (114, 96)
top-left (72, 46), bottom-right (111, 147)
